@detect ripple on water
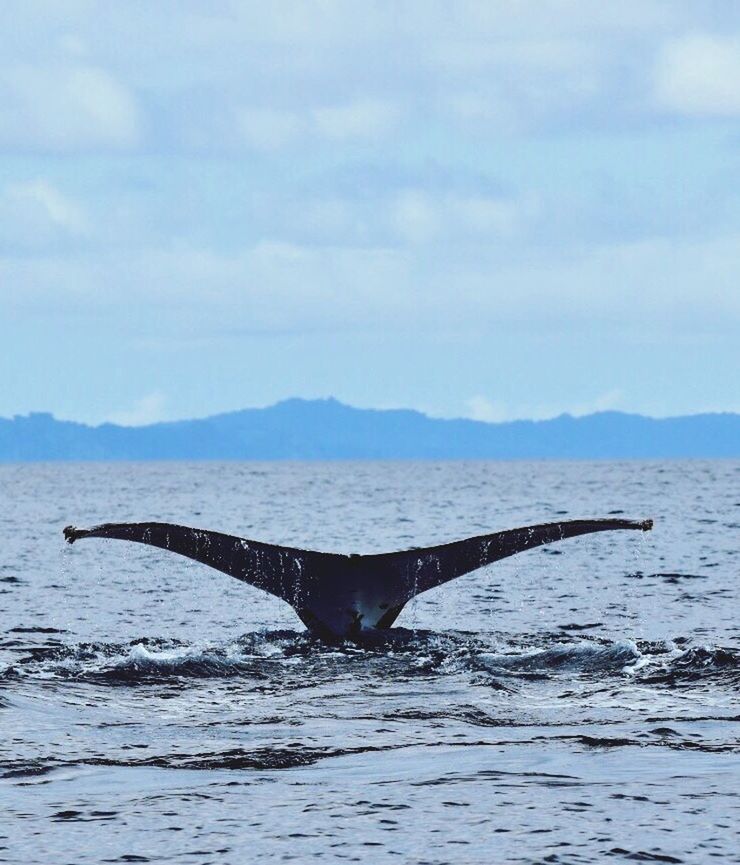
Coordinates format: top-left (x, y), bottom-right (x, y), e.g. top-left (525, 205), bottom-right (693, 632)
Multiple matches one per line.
top-left (1, 460), bottom-right (738, 864)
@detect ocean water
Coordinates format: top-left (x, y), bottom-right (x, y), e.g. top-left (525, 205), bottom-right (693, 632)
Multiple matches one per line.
top-left (1, 460), bottom-right (738, 864)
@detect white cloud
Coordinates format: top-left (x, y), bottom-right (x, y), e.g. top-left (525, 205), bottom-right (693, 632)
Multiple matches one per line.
top-left (13, 179), bottom-right (87, 232)
top-left (391, 191), bottom-right (441, 244)
top-left (0, 64), bottom-right (141, 152)
top-left (235, 99), bottom-right (400, 151)
top-left (0, 179), bottom-right (88, 251)
top-left (465, 389), bottom-right (625, 422)
top-left (107, 392), bottom-right (167, 427)
top-left (0, 2), bottom-right (731, 157)
top-left (465, 395), bottom-right (512, 423)
top-left (1, 2), bottom-right (739, 423)
top-left (654, 35), bottom-right (740, 116)
top-left (0, 4), bottom-right (725, 157)
top-left (3, 229), bottom-right (739, 334)
top-left (449, 194), bottom-right (529, 238)
top-left (390, 189), bottom-right (531, 245)
top-left (312, 99), bottom-right (399, 141)
top-left (235, 107), bottom-right (303, 150)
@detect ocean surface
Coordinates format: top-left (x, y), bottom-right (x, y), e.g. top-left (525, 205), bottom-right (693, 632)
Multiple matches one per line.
top-left (1, 460), bottom-right (738, 864)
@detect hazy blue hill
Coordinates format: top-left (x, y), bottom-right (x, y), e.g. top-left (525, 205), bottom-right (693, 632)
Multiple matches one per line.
top-left (1, 399), bottom-right (738, 461)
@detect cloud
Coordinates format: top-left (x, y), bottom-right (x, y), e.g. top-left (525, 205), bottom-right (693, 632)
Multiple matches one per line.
top-left (312, 99), bottom-right (399, 141)
top-left (431, 36), bottom-right (604, 132)
top-left (465, 395), bottom-right (512, 423)
top-left (0, 64), bottom-right (141, 152)
top-left (0, 3), bottom-right (729, 159)
top-left (391, 189), bottom-right (533, 245)
top-left (0, 0), bottom-right (736, 426)
top-left (106, 392), bottom-right (167, 427)
top-left (465, 389), bottom-right (625, 422)
top-left (235, 99), bottom-right (400, 151)
top-left (3, 226), bottom-right (739, 340)
top-left (391, 191), bottom-right (441, 244)
top-left (235, 107), bottom-right (303, 151)
top-left (0, 179), bottom-right (88, 251)
top-left (654, 35), bottom-right (740, 116)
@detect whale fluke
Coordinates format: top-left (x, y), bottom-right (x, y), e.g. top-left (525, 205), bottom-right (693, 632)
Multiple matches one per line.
top-left (63, 517), bottom-right (652, 640)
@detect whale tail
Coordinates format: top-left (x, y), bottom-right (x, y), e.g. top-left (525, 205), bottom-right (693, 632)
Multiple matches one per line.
top-left (64, 517), bottom-right (652, 640)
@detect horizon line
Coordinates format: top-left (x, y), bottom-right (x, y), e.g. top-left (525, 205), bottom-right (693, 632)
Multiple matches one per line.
top-left (4, 396), bottom-right (740, 430)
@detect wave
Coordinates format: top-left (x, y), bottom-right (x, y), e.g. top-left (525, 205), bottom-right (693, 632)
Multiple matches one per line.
top-left (2, 630), bottom-right (737, 690)
top-left (0, 743), bottom-right (388, 777)
top-left (472, 640), bottom-right (641, 677)
top-left (3, 724), bottom-right (737, 781)
top-left (635, 644), bottom-right (740, 687)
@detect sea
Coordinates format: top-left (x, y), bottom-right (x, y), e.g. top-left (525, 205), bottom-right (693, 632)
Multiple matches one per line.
top-left (1, 460), bottom-right (738, 864)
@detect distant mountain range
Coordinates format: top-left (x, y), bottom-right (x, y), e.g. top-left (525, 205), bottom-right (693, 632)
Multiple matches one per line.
top-left (1, 398), bottom-right (738, 461)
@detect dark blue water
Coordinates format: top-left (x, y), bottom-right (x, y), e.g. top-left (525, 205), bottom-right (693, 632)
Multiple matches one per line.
top-left (1, 461), bottom-right (738, 864)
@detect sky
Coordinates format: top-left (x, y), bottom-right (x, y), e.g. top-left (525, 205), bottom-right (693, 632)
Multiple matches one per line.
top-left (1, 1), bottom-right (739, 425)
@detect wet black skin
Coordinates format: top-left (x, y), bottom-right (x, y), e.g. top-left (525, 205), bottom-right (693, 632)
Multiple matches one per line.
top-left (64, 517), bottom-right (652, 641)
